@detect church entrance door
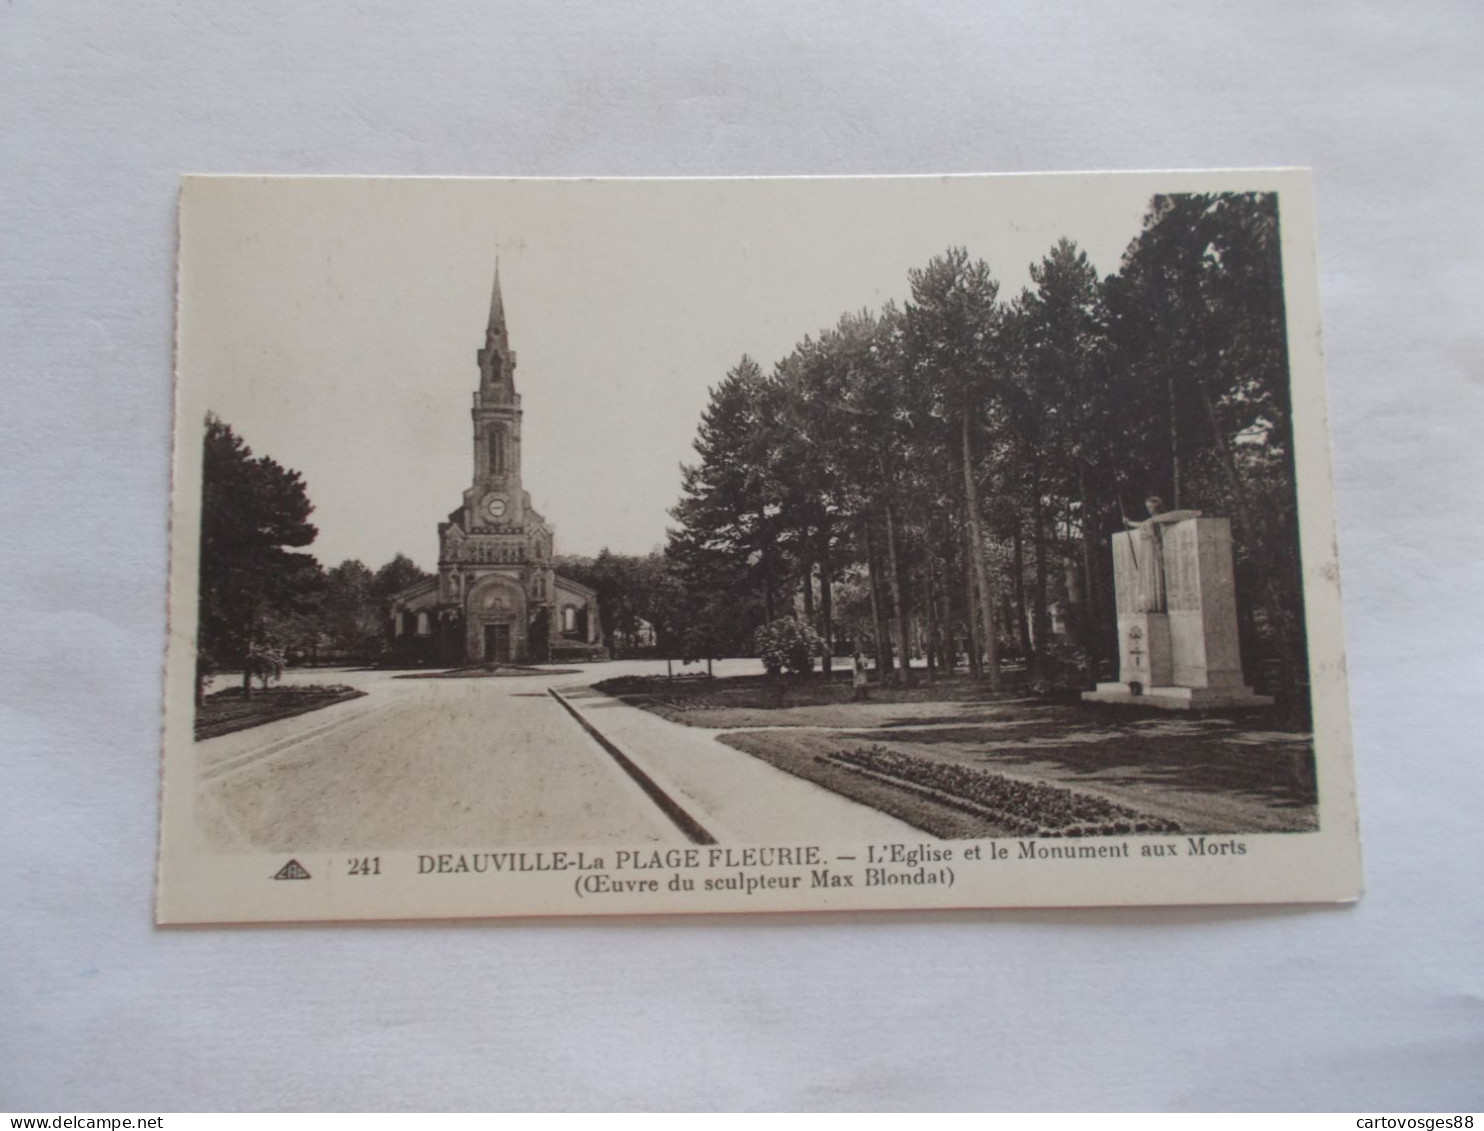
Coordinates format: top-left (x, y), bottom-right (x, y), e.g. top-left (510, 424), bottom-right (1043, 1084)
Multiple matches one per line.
top-left (483, 623), bottom-right (512, 662)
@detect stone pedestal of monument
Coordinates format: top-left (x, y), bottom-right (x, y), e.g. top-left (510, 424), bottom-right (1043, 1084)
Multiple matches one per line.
top-left (1082, 516), bottom-right (1274, 710)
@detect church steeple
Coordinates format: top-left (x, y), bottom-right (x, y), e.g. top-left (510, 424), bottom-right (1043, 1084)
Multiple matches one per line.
top-left (468, 256), bottom-right (524, 527)
top-left (403, 251), bottom-right (594, 668)
top-left (477, 258), bottom-right (516, 397)
top-left (488, 258), bottom-right (507, 340)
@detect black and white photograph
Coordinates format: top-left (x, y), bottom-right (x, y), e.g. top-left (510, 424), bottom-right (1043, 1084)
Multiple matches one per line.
top-left (158, 171), bottom-right (1359, 922)
top-left (15, 0), bottom-right (1484, 1112)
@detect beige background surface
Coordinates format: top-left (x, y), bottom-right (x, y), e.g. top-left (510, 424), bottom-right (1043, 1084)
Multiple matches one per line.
top-left (3, 0), bottom-right (1481, 1112)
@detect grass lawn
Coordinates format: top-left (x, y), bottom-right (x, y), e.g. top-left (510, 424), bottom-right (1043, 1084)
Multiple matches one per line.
top-left (592, 669), bottom-right (1039, 729)
top-left (195, 684), bottom-right (366, 741)
top-left (598, 670), bottom-right (1318, 838)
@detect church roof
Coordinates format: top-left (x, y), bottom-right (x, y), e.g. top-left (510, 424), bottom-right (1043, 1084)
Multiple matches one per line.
top-left (388, 576), bottom-right (439, 611)
top-left (553, 574), bottom-right (597, 599)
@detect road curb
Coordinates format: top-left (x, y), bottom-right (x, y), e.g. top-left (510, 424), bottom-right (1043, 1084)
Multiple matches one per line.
top-left (547, 689), bottom-right (717, 845)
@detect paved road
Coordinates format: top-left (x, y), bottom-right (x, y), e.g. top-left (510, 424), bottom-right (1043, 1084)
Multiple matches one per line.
top-left (195, 660), bottom-right (913, 852)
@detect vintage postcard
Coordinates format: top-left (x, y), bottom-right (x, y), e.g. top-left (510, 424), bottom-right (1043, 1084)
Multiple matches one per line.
top-left (157, 171), bottom-right (1360, 923)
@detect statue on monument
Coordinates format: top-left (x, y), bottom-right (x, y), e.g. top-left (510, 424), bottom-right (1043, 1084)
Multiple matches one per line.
top-left (1124, 494), bottom-right (1202, 612)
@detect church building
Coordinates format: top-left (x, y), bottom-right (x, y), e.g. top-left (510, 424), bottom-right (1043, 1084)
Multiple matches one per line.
top-left (388, 264), bottom-right (602, 666)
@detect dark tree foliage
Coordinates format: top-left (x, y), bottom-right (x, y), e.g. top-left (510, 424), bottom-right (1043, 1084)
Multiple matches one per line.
top-left (372, 553), bottom-right (432, 606)
top-left (1105, 193), bottom-right (1302, 679)
top-left (1002, 238), bottom-right (1111, 675)
top-left (318, 560), bottom-right (380, 659)
top-left (669, 357), bottom-right (783, 624)
top-left (662, 192), bottom-right (1305, 698)
top-left (312, 554), bottom-right (432, 662)
top-left (904, 249), bottom-right (1006, 687)
top-left (196, 415), bottom-right (320, 699)
top-left (554, 549), bottom-right (678, 657)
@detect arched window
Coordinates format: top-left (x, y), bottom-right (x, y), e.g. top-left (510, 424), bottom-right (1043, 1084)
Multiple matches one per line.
top-left (393, 611), bottom-right (404, 636)
top-left (487, 426), bottom-right (506, 474)
top-left (416, 611), bottom-right (432, 636)
top-left (562, 605), bottom-right (577, 633)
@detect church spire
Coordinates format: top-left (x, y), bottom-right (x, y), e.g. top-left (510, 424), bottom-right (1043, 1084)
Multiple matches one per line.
top-left (487, 257), bottom-right (508, 346)
top-left (478, 255), bottom-right (516, 395)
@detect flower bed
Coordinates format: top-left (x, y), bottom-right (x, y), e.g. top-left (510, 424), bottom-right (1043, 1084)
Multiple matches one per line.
top-left (824, 744), bottom-right (1181, 837)
top-left (195, 684), bottom-right (365, 741)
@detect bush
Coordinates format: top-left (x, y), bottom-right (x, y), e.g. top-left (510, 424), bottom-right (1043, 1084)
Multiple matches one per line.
top-left (1029, 639), bottom-right (1097, 697)
top-left (244, 640), bottom-right (287, 691)
top-left (752, 617), bottom-right (824, 677)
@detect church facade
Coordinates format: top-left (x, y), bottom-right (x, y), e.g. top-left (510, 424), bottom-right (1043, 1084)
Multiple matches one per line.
top-left (388, 265), bottom-right (602, 666)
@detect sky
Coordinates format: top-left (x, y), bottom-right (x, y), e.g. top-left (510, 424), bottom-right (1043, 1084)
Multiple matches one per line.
top-left (173, 173), bottom-right (1250, 573)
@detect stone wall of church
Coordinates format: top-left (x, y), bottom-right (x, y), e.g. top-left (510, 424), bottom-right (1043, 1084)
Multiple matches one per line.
top-left (553, 577), bottom-right (602, 648)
